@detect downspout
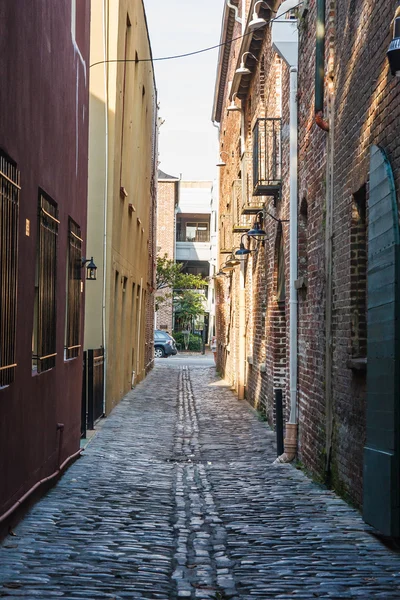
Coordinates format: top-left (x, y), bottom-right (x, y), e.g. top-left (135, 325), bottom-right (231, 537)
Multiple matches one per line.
top-left (226, 0), bottom-right (243, 28)
top-left (272, 0), bottom-right (299, 463)
top-left (238, 261), bottom-right (246, 400)
top-left (315, 0), bottom-right (329, 131)
top-left (101, 0), bottom-right (109, 414)
top-left (287, 65), bottom-right (298, 453)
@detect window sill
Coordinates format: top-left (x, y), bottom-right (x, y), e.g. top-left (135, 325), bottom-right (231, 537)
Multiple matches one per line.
top-left (347, 357), bottom-right (367, 372)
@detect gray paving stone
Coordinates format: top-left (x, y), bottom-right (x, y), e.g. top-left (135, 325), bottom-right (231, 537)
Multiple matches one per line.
top-left (1, 360), bottom-right (400, 599)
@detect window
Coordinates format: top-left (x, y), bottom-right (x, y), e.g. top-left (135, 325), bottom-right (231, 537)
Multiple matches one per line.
top-left (32, 191), bottom-right (59, 373)
top-left (65, 219), bottom-right (82, 359)
top-left (0, 151), bottom-right (20, 387)
top-left (185, 222), bottom-right (209, 242)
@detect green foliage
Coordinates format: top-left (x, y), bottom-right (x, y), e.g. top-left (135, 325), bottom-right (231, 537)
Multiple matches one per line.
top-left (173, 331), bottom-right (202, 352)
top-left (173, 289), bottom-right (206, 331)
top-left (156, 254), bottom-right (206, 312)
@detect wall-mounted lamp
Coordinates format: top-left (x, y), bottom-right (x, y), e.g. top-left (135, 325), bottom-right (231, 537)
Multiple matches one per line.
top-left (82, 257), bottom-right (97, 281)
top-left (236, 52), bottom-right (258, 76)
top-left (216, 269), bottom-right (229, 277)
top-left (235, 234), bottom-right (253, 258)
top-left (249, 1), bottom-right (274, 31)
top-left (247, 212), bottom-right (266, 239)
top-left (220, 261), bottom-right (236, 272)
top-left (225, 253), bottom-right (241, 267)
top-left (216, 151), bottom-right (229, 167)
top-left (388, 9), bottom-right (400, 76)
top-left (227, 93), bottom-right (241, 112)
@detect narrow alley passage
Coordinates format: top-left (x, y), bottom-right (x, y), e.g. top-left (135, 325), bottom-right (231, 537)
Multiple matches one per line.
top-left (1, 360), bottom-right (400, 599)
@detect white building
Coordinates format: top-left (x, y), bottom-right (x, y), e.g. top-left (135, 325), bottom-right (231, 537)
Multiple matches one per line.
top-left (175, 180), bottom-right (218, 342)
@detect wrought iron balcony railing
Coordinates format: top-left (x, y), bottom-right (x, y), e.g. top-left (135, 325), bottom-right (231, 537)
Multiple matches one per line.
top-left (252, 117), bottom-right (281, 198)
top-left (176, 230), bottom-right (210, 243)
top-left (240, 154), bottom-right (265, 216)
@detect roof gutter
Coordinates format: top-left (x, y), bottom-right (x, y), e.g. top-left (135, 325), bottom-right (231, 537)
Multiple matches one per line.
top-left (315, 0), bottom-right (329, 131)
top-left (212, 1), bottom-right (240, 123)
top-left (229, 0), bottom-right (275, 101)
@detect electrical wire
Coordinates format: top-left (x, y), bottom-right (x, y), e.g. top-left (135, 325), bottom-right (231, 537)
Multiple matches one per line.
top-left (89, 2), bottom-right (303, 69)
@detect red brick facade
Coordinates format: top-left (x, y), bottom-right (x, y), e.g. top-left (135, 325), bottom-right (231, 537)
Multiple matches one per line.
top-left (214, 0), bottom-right (400, 509)
top-left (156, 172), bottom-right (179, 331)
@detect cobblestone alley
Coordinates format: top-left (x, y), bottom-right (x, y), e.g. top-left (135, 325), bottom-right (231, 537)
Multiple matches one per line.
top-left (2, 359), bottom-right (400, 599)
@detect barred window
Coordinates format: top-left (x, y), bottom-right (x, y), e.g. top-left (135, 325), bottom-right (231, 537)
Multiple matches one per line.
top-left (0, 151), bottom-right (20, 387)
top-left (65, 219), bottom-right (82, 359)
top-left (32, 192), bottom-right (59, 373)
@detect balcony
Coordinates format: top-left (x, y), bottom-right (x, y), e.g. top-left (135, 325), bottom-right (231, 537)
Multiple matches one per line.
top-left (252, 117), bottom-right (281, 198)
top-left (176, 230), bottom-right (210, 243)
top-left (240, 155), bottom-right (265, 216)
top-left (176, 221), bottom-right (211, 262)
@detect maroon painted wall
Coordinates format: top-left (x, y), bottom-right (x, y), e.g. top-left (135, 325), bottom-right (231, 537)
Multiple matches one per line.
top-left (0, 1), bottom-right (90, 517)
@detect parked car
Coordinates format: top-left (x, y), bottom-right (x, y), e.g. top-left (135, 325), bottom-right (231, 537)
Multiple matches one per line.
top-left (154, 330), bottom-right (178, 358)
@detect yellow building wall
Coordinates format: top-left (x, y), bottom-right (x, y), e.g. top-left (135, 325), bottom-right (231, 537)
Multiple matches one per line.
top-left (85, 0), bottom-right (157, 415)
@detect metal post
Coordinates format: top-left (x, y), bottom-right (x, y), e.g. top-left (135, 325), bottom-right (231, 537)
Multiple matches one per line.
top-left (81, 351), bottom-right (87, 438)
top-left (275, 388), bottom-right (284, 457)
top-left (87, 349), bottom-right (94, 430)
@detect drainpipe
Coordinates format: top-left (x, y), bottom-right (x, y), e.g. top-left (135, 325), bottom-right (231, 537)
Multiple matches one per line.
top-left (272, 0), bottom-right (299, 462)
top-left (286, 65), bottom-right (298, 455)
top-left (238, 261), bottom-right (246, 400)
top-left (226, 0), bottom-right (243, 28)
top-left (315, 0), bottom-right (329, 131)
top-left (101, 0), bottom-right (109, 414)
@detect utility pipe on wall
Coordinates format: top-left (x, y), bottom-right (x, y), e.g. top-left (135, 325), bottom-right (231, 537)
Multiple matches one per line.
top-left (226, 0), bottom-right (243, 27)
top-left (315, 0), bottom-right (329, 131)
top-left (101, 0), bottom-right (109, 414)
top-left (288, 65), bottom-right (298, 428)
top-left (272, 0), bottom-right (299, 462)
top-left (238, 260), bottom-right (246, 400)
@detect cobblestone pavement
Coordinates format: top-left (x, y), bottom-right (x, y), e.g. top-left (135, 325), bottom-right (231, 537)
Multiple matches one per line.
top-left (2, 360), bottom-right (400, 599)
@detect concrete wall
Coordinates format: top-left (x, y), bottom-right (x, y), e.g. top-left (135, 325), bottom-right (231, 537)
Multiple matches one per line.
top-left (85, 0), bottom-right (157, 414)
top-left (0, 0), bottom-right (90, 519)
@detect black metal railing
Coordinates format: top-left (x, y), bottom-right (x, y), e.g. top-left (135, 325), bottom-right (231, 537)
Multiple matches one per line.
top-left (176, 230), bottom-right (210, 242)
top-left (241, 154), bottom-right (265, 215)
top-left (34, 192), bottom-right (59, 373)
top-left (252, 117), bottom-right (281, 197)
top-left (65, 219), bottom-right (82, 360)
top-left (82, 348), bottom-right (104, 434)
top-left (0, 151), bottom-right (19, 387)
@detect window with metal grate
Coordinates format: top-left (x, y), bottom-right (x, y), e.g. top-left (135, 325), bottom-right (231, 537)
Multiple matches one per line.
top-left (65, 218), bottom-right (82, 360)
top-left (0, 151), bottom-right (20, 387)
top-left (32, 191), bottom-right (59, 373)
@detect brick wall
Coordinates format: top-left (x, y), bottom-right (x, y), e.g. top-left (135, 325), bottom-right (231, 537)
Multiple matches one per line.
top-left (215, 0), bottom-right (400, 508)
top-left (156, 177), bottom-right (177, 332)
top-left (328, 0), bottom-right (400, 505)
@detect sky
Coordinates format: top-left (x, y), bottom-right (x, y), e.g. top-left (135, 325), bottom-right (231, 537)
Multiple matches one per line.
top-left (144, 0), bottom-right (224, 181)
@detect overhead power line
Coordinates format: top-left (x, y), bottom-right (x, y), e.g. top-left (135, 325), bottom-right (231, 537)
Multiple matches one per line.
top-left (89, 3), bottom-right (302, 69)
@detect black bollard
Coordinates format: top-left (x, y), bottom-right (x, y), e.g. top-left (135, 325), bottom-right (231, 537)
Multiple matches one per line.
top-left (275, 388), bottom-right (284, 457)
